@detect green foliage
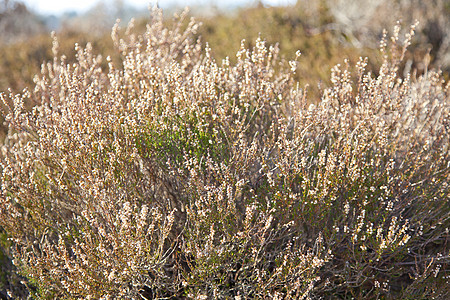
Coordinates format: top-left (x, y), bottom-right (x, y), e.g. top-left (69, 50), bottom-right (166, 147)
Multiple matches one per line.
top-left (137, 112), bottom-right (230, 172)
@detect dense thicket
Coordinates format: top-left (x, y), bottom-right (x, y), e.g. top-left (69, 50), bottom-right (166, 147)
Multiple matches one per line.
top-left (0, 4), bottom-right (449, 300)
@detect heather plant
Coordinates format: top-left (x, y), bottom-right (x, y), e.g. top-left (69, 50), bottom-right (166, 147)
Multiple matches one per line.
top-left (326, 0), bottom-right (450, 74)
top-left (196, 4), bottom-right (381, 99)
top-left (0, 7), bottom-right (449, 300)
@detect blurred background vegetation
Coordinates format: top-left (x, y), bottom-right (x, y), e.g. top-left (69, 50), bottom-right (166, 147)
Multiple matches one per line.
top-left (1, 0), bottom-right (449, 96)
top-left (0, 0), bottom-right (449, 298)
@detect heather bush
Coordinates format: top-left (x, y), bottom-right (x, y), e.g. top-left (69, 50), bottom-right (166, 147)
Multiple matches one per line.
top-left (0, 7), bottom-right (449, 299)
top-left (326, 0), bottom-right (450, 73)
top-left (195, 3), bottom-right (381, 100)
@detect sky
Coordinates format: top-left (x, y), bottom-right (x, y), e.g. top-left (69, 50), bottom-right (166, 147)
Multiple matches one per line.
top-left (22, 0), bottom-right (297, 15)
